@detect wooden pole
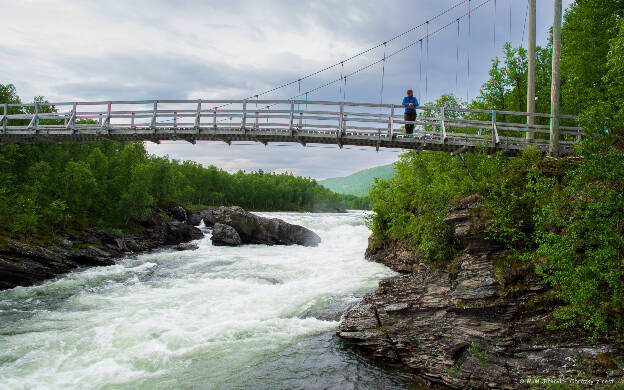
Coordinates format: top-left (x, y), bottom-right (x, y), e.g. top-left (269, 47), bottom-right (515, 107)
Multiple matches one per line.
top-left (549, 0), bottom-right (562, 157)
top-left (526, 0), bottom-right (536, 140)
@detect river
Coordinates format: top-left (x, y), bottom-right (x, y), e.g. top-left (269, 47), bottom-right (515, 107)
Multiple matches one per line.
top-left (0, 212), bottom-right (412, 389)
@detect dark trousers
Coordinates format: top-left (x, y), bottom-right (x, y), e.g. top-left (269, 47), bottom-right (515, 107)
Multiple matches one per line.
top-left (404, 112), bottom-right (416, 134)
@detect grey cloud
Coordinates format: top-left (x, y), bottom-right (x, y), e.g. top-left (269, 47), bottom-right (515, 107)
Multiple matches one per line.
top-left (2, 0), bottom-right (574, 178)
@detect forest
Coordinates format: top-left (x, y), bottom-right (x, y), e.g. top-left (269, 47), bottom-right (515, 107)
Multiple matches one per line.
top-left (0, 85), bottom-right (365, 238)
top-left (369, 0), bottom-right (624, 340)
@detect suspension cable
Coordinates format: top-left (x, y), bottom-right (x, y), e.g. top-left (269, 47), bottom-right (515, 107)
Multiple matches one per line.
top-left (212, 0), bottom-right (472, 109)
top-left (509, 0), bottom-right (512, 42)
top-left (493, 0), bottom-right (497, 49)
top-left (426, 21), bottom-right (430, 102)
top-left (262, 0), bottom-right (493, 106)
top-left (419, 39), bottom-right (423, 103)
top-left (339, 62), bottom-right (344, 100)
top-left (467, 0), bottom-right (471, 102)
top-left (456, 18), bottom-right (460, 91)
top-left (521, 0), bottom-right (528, 44)
top-left (380, 42), bottom-right (387, 105)
top-left (297, 78), bottom-right (301, 112)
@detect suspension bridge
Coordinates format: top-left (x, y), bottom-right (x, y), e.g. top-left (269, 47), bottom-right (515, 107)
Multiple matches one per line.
top-left (0, 100), bottom-right (581, 155)
top-left (0, 0), bottom-right (579, 155)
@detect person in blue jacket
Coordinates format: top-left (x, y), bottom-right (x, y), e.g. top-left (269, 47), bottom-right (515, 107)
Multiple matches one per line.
top-left (402, 89), bottom-right (419, 134)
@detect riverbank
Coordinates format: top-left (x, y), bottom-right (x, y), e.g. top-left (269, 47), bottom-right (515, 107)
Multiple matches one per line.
top-left (0, 204), bottom-right (344, 290)
top-left (338, 195), bottom-right (624, 389)
top-left (0, 205), bottom-right (204, 290)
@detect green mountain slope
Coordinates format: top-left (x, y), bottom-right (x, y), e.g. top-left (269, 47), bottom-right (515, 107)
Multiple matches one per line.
top-left (318, 164), bottom-right (396, 197)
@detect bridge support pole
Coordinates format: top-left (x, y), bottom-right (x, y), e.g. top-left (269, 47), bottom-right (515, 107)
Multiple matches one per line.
top-left (526, 0), bottom-right (536, 140)
top-left (549, 0), bottom-right (562, 157)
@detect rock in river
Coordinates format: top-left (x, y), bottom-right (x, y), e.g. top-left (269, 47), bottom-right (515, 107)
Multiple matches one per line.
top-left (211, 223), bottom-right (243, 246)
top-left (204, 206), bottom-right (321, 247)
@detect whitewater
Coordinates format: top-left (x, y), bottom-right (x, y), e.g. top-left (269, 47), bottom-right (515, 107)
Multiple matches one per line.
top-left (0, 212), bottom-right (409, 389)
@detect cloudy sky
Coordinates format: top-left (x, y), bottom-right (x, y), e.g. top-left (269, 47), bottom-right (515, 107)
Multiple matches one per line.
top-left (1, 0), bottom-right (573, 179)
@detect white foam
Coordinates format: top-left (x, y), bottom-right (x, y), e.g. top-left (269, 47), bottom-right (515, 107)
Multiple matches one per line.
top-left (0, 212), bottom-right (395, 389)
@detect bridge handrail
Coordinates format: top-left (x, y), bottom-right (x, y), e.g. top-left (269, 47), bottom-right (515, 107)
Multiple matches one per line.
top-left (1, 98), bottom-right (582, 155)
top-left (3, 99), bottom-right (578, 120)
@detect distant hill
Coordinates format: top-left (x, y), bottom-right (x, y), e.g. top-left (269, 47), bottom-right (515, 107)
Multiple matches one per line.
top-left (318, 164), bottom-right (395, 197)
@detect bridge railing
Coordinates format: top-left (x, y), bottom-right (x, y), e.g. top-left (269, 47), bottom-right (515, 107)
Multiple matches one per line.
top-left (0, 99), bottom-right (582, 152)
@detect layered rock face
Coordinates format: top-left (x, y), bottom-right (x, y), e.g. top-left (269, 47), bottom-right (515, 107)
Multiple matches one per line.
top-left (0, 206), bottom-right (203, 290)
top-left (339, 195), bottom-right (623, 389)
top-left (205, 206), bottom-right (321, 247)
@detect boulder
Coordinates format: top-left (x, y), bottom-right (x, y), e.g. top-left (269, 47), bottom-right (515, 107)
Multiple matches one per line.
top-left (123, 237), bottom-right (144, 252)
top-left (169, 206), bottom-right (187, 222)
top-left (211, 223), bottom-right (242, 246)
top-left (204, 206), bottom-right (321, 246)
top-left (69, 248), bottom-right (115, 267)
top-left (165, 222), bottom-right (204, 245)
top-left (186, 211), bottom-right (203, 226)
top-left (0, 240), bottom-right (115, 290)
top-left (138, 206), bottom-right (164, 228)
top-left (176, 243), bottom-right (199, 251)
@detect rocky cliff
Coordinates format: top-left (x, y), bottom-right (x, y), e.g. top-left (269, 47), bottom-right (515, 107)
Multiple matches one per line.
top-left (339, 195), bottom-right (623, 389)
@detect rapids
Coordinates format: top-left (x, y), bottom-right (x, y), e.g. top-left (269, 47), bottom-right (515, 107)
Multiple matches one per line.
top-left (0, 212), bottom-right (410, 389)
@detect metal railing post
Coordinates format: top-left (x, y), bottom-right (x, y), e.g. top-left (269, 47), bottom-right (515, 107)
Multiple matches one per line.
top-left (1, 103), bottom-right (7, 134)
top-left (241, 100), bottom-right (247, 131)
top-left (194, 99), bottom-right (202, 130)
top-left (491, 110), bottom-right (499, 147)
top-left (28, 102), bottom-right (39, 132)
top-left (339, 103), bottom-right (344, 136)
top-left (150, 101), bottom-right (158, 132)
top-left (66, 102), bottom-right (77, 132)
top-left (131, 112), bottom-right (135, 129)
top-left (388, 106), bottom-right (394, 137)
top-left (213, 107), bottom-right (217, 130)
top-left (441, 106), bottom-right (447, 142)
top-left (102, 102), bottom-right (111, 130)
top-left (289, 101), bottom-right (295, 135)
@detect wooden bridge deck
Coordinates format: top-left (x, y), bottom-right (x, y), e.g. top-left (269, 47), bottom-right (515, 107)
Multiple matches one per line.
top-left (0, 99), bottom-right (582, 155)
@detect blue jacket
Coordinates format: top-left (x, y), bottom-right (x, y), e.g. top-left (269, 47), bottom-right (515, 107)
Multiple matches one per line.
top-left (402, 96), bottom-right (419, 113)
